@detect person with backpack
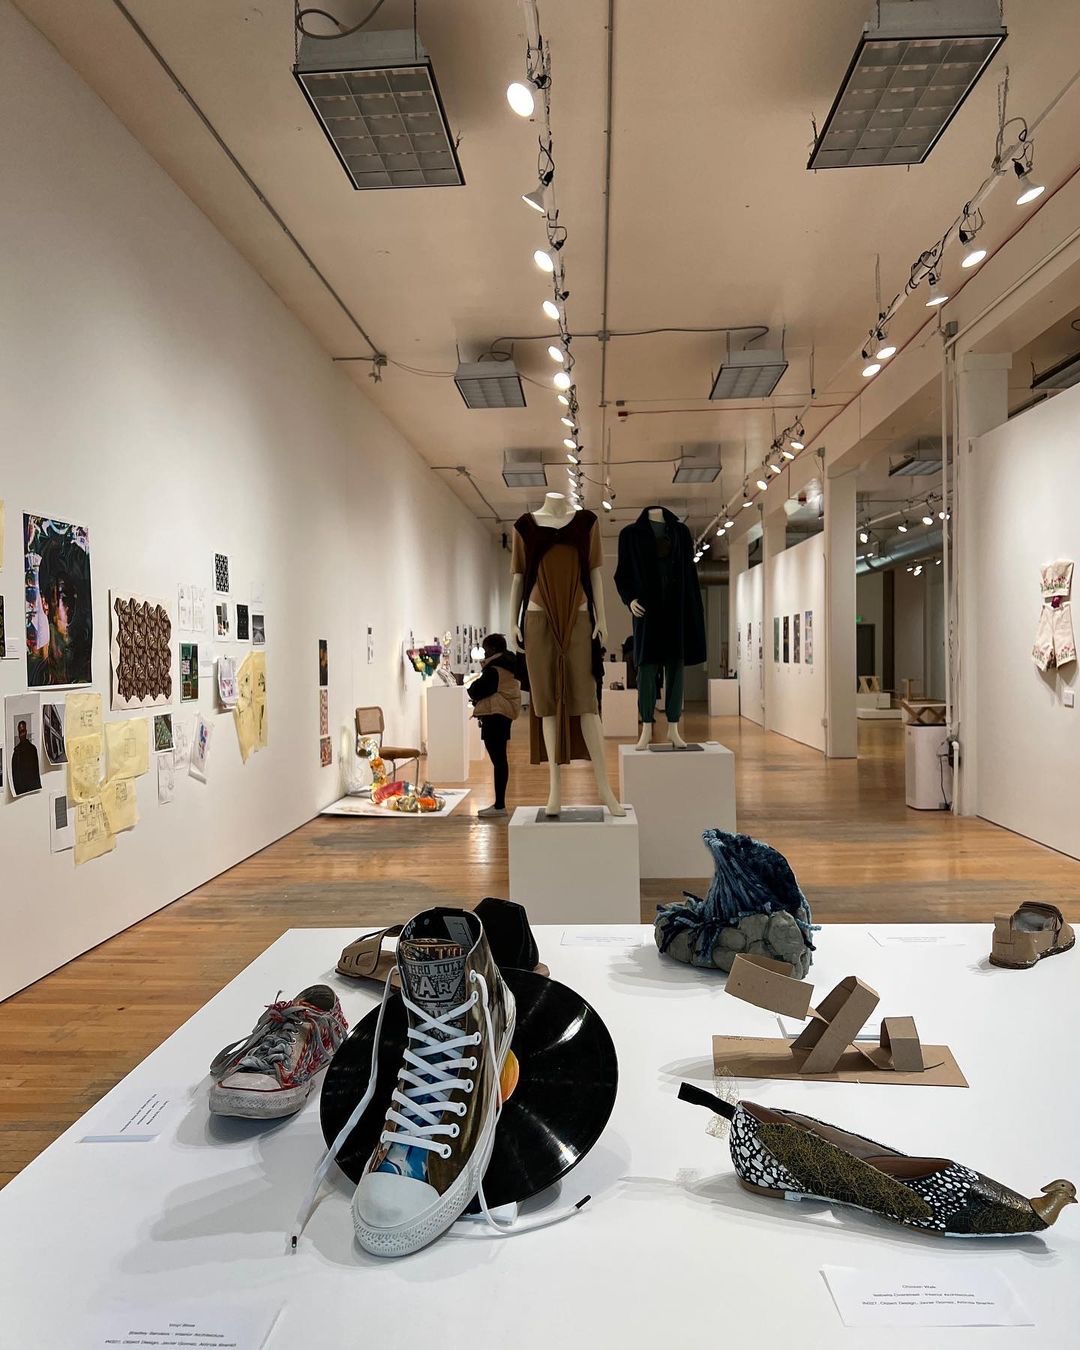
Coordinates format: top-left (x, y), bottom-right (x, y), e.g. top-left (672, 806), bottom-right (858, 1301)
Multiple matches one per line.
top-left (467, 633), bottom-right (522, 819)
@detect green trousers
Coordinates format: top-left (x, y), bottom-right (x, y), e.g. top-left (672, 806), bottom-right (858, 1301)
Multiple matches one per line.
top-left (637, 660), bottom-right (684, 724)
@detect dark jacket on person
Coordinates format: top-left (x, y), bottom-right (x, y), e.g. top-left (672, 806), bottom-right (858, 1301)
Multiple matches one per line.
top-left (468, 652), bottom-right (522, 721)
top-left (614, 506), bottom-right (706, 667)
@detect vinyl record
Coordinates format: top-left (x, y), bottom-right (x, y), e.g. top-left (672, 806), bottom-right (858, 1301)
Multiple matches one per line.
top-left (319, 969), bottom-right (618, 1209)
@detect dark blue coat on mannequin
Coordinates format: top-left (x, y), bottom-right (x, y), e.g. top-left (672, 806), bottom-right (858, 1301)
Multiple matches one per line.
top-left (614, 506), bottom-right (706, 667)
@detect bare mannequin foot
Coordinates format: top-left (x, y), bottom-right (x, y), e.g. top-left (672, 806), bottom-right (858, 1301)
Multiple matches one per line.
top-left (636, 724), bottom-right (652, 751)
top-left (668, 722), bottom-right (688, 749)
top-left (597, 782), bottom-right (627, 817)
top-left (544, 785), bottom-right (561, 817)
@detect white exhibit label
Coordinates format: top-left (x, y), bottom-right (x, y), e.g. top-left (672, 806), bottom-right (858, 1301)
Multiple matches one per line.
top-left (823, 1265), bottom-right (1034, 1328)
top-left (561, 927), bottom-right (647, 947)
top-left (89, 1304), bottom-right (280, 1348)
top-left (868, 929), bottom-right (965, 947)
top-left (81, 1089), bottom-right (180, 1143)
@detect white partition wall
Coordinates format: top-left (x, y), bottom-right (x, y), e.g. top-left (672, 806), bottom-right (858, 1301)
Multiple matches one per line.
top-left (765, 535), bottom-right (826, 753)
top-left (0, 7), bottom-right (501, 999)
top-left (733, 564), bottom-right (764, 725)
top-left (972, 383), bottom-right (1080, 860)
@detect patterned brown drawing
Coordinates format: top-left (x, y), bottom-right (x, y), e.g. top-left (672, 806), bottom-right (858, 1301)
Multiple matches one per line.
top-left (110, 591), bottom-right (174, 711)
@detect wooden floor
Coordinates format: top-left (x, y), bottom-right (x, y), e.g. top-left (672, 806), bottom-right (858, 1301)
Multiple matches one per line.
top-left (3, 708), bottom-right (1078, 1188)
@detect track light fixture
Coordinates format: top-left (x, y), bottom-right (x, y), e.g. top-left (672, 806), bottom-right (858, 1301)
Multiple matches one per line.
top-left (556, 393), bottom-right (570, 407)
top-left (566, 452), bottom-right (580, 464)
top-left (859, 528), bottom-right (870, 545)
top-left (768, 461), bottom-right (782, 475)
top-left (921, 505), bottom-right (935, 525)
top-left (533, 249), bottom-right (555, 273)
top-left (553, 370), bottom-right (572, 391)
top-left (601, 485), bottom-right (614, 511)
top-left (506, 81), bottom-right (535, 117)
top-left (876, 341), bottom-right (897, 360)
top-left (863, 362), bottom-right (881, 378)
top-left (1013, 152), bottom-right (1044, 205)
top-left (925, 272), bottom-right (949, 307)
top-left (724, 518), bottom-right (735, 529)
top-left (542, 299), bottom-right (561, 322)
top-left (755, 478), bottom-right (769, 492)
top-left (742, 496), bottom-right (754, 509)
top-left (522, 186), bottom-right (546, 213)
top-left (897, 520), bottom-right (908, 533)
top-left (562, 438), bottom-right (578, 450)
top-left (560, 416), bottom-right (575, 428)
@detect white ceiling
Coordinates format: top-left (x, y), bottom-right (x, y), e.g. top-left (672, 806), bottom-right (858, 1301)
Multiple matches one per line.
top-left (17, 0), bottom-right (1080, 541)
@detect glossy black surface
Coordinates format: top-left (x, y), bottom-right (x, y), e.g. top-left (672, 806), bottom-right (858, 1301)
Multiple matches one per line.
top-left (319, 969), bottom-right (618, 1208)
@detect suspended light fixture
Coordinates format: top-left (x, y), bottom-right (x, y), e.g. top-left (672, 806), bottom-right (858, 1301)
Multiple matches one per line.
top-left (548, 344), bottom-right (566, 363)
top-left (756, 478), bottom-right (769, 492)
top-left (742, 497), bottom-right (754, 509)
top-left (1014, 157), bottom-right (1044, 205)
top-left (925, 273), bottom-right (949, 307)
top-left (542, 299), bottom-right (561, 322)
top-left (781, 447), bottom-right (797, 460)
top-left (921, 506), bottom-right (935, 525)
top-left (962, 247), bottom-right (987, 268)
top-left (566, 452), bottom-right (580, 464)
top-left (521, 186), bottom-right (546, 213)
top-left (876, 342), bottom-right (897, 360)
top-left (958, 203), bottom-right (987, 267)
top-left (506, 81), bottom-right (535, 117)
top-left (724, 518), bottom-right (735, 529)
top-left (553, 370), bottom-right (572, 390)
top-left (533, 248), bottom-right (555, 273)
top-left (859, 529), bottom-right (870, 545)
top-left (557, 393), bottom-right (570, 407)
top-left (716, 525), bottom-right (726, 537)
top-left (897, 520), bottom-right (909, 533)
top-left (562, 438), bottom-right (578, 450)
top-left (863, 362), bottom-right (881, 378)
top-left (938, 509), bottom-right (951, 521)
top-left (560, 416), bottom-right (575, 428)
top-left (788, 438), bottom-right (804, 452)
top-left (601, 487), bottom-right (614, 511)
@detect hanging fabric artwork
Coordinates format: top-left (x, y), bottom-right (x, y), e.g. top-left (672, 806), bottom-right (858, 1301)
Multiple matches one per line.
top-left (1032, 560), bottom-right (1075, 672)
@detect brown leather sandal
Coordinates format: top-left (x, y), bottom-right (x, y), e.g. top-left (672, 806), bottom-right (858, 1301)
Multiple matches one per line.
top-left (990, 902), bottom-right (1075, 969)
top-left (337, 926), bottom-right (403, 986)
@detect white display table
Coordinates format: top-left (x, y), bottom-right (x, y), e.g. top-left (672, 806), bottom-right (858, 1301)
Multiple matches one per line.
top-left (508, 805), bottom-right (639, 922)
top-left (2, 924), bottom-right (1077, 1348)
top-left (601, 687), bottom-right (639, 738)
top-left (423, 683), bottom-right (469, 783)
top-left (708, 677), bottom-right (740, 716)
top-left (618, 741), bottom-right (736, 878)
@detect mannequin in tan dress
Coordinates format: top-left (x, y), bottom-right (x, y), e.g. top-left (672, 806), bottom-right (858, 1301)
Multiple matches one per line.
top-left (510, 493), bottom-right (625, 817)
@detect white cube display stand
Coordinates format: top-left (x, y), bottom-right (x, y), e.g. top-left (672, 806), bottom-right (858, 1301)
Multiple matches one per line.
top-left (423, 682), bottom-right (469, 783)
top-left (603, 660), bottom-right (628, 689)
top-left (602, 687), bottom-right (639, 737)
top-left (905, 723), bottom-right (952, 809)
top-left (618, 741), bottom-right (736, 878)
top-left (508, 805), bottom-right (639, 922)
top-left (707, 678), bottom-right (739, 716)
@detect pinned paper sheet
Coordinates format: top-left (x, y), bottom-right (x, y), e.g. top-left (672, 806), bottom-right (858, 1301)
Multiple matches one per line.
top-left (157, 752), bottom-right (175, 805)
top-left (66, 733), bottom-right (103, 804)
top-left (105, 717), bottom-right (149, 779)
top-left (74, 798), bottom-right (115, 866)
top-left (66, 691), bottom-right (102, 738)
top-left (101, 775), bottom-right (139, 834)
top-left (49, 791), bottom-right (74, 853)
top-left (190, 715), bottom-right (212, 778)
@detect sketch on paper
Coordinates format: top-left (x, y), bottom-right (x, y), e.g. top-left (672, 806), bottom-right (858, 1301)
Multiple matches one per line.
top-left (235, 603), bottom-right (250, 642)
top-left (320, 735), bottom-right (333, 767)
top-left (42, 701), bottom-right (67, 765)
top-left (6, 693), bottom-right (43, 797)
top-left (794, 612), bottom-right (801, 664)
top-left (804, 610), bottom-right (814, 665)
top-left (191, 715), bottom-right (212, 778)
top-left (154, 713), bottom-right (174, 752)
top-left (318, 639), bottom-right (328, 687)
top-left (214, 553), bottom-right (230, 595)
top-left (158, 752), bottom-right (175, 804)
top-left (180, 643), bottom-right (199, 702)
top-left (110, 592), bottom-right (174, 710)
top-left (24, 513), bottom-right (93, 687)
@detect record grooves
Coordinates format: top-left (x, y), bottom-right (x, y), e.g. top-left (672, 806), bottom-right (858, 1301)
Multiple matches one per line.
top-left (320, 969), bottom-right (618, 1209)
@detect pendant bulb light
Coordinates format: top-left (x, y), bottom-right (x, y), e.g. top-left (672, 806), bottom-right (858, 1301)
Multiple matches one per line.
top-left (875, 343), bottom-right (897, 360)
top-left (862, 362), bottom-right (881, 378)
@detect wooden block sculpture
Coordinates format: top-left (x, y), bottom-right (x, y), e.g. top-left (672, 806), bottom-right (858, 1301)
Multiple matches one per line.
top-left (790, 976), bottom-right (881, 1074)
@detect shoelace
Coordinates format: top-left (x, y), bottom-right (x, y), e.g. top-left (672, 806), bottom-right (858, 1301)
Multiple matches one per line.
top-left (212, 999), bottom-right (309, 1083)
top-left (290, 970), bottom-right (588, 1249)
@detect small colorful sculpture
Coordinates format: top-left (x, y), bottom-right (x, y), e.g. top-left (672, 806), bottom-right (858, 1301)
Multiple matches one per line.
top-left (357, 736), bottom-right (445, 813)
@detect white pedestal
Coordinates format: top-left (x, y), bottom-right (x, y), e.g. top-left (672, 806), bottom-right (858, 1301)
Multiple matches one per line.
top-left (618, 741), bottom-right (736, 878)
top-left (604, 660), bottom-right (627, 689)
top-left (602, 687), bottom-right (639, 738)
top-left (468, 712), bottom-right (483, 762)
top-left (857, 691), bottom-right (891, 710)
top-left (423, 683), bottom-right (469, 783)
top-left (905, 724), bottom-right (952, 809)
top-left (508, 805), bottom-right (640, 922)
top-left (707, 678), bottom-right (739, 716)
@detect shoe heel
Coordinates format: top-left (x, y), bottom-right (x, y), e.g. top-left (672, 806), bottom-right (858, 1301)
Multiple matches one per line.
top-left (739, 1178), bottom-right (794, 1201)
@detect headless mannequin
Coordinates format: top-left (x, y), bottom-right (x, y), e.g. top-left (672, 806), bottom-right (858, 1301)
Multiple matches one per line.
top-left (511, 493), bottom-right (625, 817)
top-left (631, 508), bottom-right (688, 749)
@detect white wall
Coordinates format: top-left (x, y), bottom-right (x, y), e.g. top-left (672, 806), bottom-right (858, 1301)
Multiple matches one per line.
top-left (0, 4), bottom-right (501, 999)
top-left (765, 535), bottom-right (826, 752)
top-left (973, 383), bottom-right (1080, 860)
top-left (734, 564), bottom-right (764, 726)
top-left (894, 568), bottom-right (926, 693)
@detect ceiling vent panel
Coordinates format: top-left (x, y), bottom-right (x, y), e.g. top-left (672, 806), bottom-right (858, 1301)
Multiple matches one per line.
top-left (808, 0), bottom-right (1006, 170)
top-left (454, 361), bottom-right (527, 410)
top-left (709, 350), bottom-right (789, 401)
top-left (294, 30), bottom-right (464, 189)
top-left (501, 450), bottom-right (549, 488)
top-left (672, 447), bottom-right (722, 485)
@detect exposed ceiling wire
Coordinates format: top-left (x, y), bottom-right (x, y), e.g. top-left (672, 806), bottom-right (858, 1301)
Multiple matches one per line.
top-left (295, 3), bottom-right (391, 39)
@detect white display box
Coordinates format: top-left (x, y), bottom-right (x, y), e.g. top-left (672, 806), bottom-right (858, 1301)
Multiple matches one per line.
top-left (602, 687), bottom-right (639, 738)
top-left (708, 678), bottom-right (740, 716)
top-left (508, 805), bottom-right (639, 922)
top-left (423, 682), bottom-right (469, 783)
top-left (905, 723), bottom-right (952, 810)
top-left (856, 691), bottom-right (892, 710)
top-left (603, 660), bottom-right (628, 689)
top-left (4, 924), bottom-right (1077, 1348)
top-left (618, 741), bottom-right (736, 878)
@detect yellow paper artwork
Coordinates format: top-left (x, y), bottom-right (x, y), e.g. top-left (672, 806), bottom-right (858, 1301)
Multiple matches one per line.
top-left (66, 691), bottom-right (103, 739)
top-left (67, 733), bottom-right (104, 804)
top-left (101, 775), bottom-right (139, 833)
top-left (233, 652), bottom-right (268, 762)
top-left (74, 798), bottom-right (115, 866)
top-left (105, 718), bottom-right (150, 780)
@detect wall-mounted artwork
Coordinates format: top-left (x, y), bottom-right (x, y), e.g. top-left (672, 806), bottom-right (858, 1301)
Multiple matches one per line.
top-left (214, 552), bottom-right (230, 595)
top-left (235, 603), bottom-right (250, 642)
top-left (319, 688), bottom-right (329, 737)
top-left (794, 612), bottom-right (801, 664)
top-left (318, 639), bottom-right (328, 687)
top-left (42, 701), bottom-right (67, 765)
top-left (215, 602), bottom-right (231, 640)
top-left (783, 615), bottom-right (790, 663)
top-left (6, 693), bottom-right (43, 796)
top-left (804, 610), bottom-right (814, 665)
top-left (320, 735), bottom-right (332, 767)
top-left (110, 592), bottom-right (174, 710)
top-left (24, 513), bottom-right (93, 687)
top-left (252, 613), bottom-right (266, 647)
top-left (180, 643), bottom-right (199, 702)
top-left (154, 713), bottom-right (174, 752)
top-left (773, 617), bottom-right (780, 662)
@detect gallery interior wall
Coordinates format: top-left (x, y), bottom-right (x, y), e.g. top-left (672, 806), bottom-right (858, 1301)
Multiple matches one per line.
top-left (972, 382), bottom-right (1080, 861)
top-left (765, 535), bottom-right (825, 753)
top-left (734, 564), bottom-right (764, 726)
top-left (0, 3), bottom-right (501, 1000)
top-left (856, 573), bottom-right (885, 679)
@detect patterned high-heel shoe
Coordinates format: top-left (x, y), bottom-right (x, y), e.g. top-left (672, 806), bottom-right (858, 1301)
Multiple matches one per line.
top-left (679, 1084), bottom-right (1076, 1237)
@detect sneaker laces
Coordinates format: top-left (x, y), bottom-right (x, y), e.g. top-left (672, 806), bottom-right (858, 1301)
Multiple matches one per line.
top-left (212, 997), bottom-right (308, 1082)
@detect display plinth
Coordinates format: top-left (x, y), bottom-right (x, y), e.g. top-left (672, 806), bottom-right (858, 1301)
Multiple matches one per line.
top-left (603, 660), bottom-right (628, 689)
top-left (423, 683), bottom-right (469, 782)
top-left (905, 723), bottom-right (952, 809)
top-left (601, 687), bottom-right (639, 738)
top-left (708, 678), bottom-right (740, 716)
top-left (618, 740), bottom-right (736, 877)
top-left (508, 805), bottom-right (639, 922)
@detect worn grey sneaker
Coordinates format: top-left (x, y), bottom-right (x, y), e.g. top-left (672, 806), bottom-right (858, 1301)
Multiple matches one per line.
top-left (209, 986), bottom-right (348, 1119)
top-left (477, 805), bottom-right (509, 819)
top-left (351, 908), bottom-right (516, 1256)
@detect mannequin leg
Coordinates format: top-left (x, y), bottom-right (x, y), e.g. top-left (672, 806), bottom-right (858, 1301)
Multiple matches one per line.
top-left (579, 713), bottom-right (626, 816)
top-left (665, 661), bottom-right (687, 747)
top-left (636, 662), bottom-right (658, 750)
top-left (541, 715), bottom-right (561, 816)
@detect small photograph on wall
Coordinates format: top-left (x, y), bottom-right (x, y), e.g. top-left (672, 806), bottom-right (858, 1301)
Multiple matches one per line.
top-left (804, 610), bottom-right (814, 665)
top-left (773, 617), bottom-right (780, 662)
top-left (319, 688), bottom-right (329, 737)
top-left (235, 603), bottom-right (250, 643)
top-left (794, 612), bottom-right (801, 663)
top-left (50, 791), bottom-right (74, 853)
top-left (252, 612), bottom-right (266, 647)
top-left (215, 602), bottom-right (231, 641)
top-left (214, 552), bottom-right (231, 595)
top-left (24, 513), bottom-right (93, 687)
top-left (367, 626), bottom-right (374, 664)
top-left (0, 595), bottom-right (5, 653)
top-left (180, 643), bottom-right (199, 702)
top-left (42, 701), bottom-right (67, 765)
top-left (154, 712), bottom-right (174, 752)
top-left (318, 639), bottom-right (328, 687)
top-left (6, 692), bottom-right (43, 797)
top-left (757, 623), bottom-right (762, 663)
top-left (320, 735), bottom-right (333, 767)
top-left (783, 615), bottom-right (790, 663)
